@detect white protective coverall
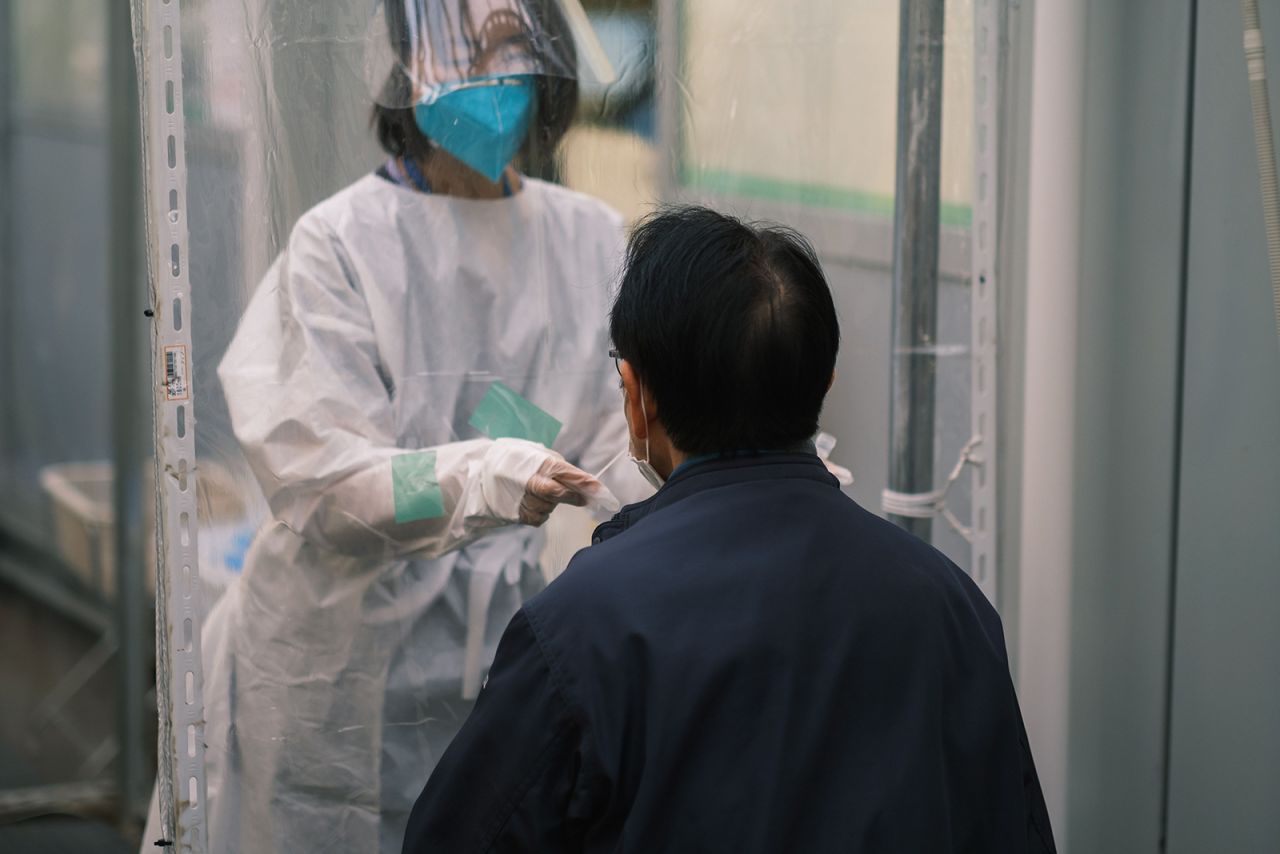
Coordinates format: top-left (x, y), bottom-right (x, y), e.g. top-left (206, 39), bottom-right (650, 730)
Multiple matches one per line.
top-left (145, 172), bottom-right (639, 853)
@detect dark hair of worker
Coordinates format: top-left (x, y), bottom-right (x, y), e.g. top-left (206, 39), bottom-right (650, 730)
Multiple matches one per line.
top-left (610, 205), bottom-right (841, 456)
top-left (368, 0), bottom-right (579, 175)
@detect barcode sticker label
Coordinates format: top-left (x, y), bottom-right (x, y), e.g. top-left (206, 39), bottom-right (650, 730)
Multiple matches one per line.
top-left (164, 344), bottom-right (190, 401)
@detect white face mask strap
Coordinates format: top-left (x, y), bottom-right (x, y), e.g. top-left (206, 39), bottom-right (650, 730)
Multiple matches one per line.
top-left (639, 390), bottom-right (651, 465)
top-left (622, 385), bottom-right (665, 490)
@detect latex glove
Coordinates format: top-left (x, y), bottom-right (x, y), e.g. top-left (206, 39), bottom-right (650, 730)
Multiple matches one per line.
top-left (476, 438), bottom-right (621, 529)
top-left (519, 456), bottom-right (606, 526)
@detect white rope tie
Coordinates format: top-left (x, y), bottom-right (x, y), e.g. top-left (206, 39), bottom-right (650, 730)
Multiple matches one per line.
top-left (881, 436), bottom-right (984, 541)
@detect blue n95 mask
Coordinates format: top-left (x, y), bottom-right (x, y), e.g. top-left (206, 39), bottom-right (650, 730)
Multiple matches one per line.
top-left (414, 76), bottom-right (535, 183)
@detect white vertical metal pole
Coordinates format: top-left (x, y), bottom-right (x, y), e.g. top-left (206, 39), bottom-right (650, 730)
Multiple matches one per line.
top-left (134, 0), bottom-right (208, 850)
top-left (969, 0), bottom-right (1000, 605)
top-left (1018, 0), bottom-right (1088, 843)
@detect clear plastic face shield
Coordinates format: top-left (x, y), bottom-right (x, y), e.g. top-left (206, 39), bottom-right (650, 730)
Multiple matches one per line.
top-left (365, 0), bottom-right (615, 106)
top-left (365, 1), bottom-right (616, 180)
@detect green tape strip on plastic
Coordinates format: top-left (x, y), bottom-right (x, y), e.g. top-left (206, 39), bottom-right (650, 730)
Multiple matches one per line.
top-left (468, 381), bottom-right (563, 448)
top-left (392, 450), bottom-right (445, 524)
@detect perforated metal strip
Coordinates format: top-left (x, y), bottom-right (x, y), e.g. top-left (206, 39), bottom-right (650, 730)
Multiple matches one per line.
top-left (970, 0), bottom-right (1001, 605)
top-left (136, 0), bottom-right (208, 850)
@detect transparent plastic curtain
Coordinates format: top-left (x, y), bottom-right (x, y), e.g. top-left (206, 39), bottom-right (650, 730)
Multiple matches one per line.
top-left (668, 0), bottom-right (975, 568)
top-left (142, 1), bottom-right (976, 851)
top-left (0, 0), bottom-right (145, 812)
top-left (0, 1), bottom-right (113, 561)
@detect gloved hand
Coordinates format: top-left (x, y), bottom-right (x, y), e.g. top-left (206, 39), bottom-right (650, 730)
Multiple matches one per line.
top-left (519, 456), bottom-right (605, 526)
top-left (476, 438), bottom-right (619, 529)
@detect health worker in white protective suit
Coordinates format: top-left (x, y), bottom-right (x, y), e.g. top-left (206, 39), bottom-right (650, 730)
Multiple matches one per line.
top-left (142, 2), bottom-right (648, 852)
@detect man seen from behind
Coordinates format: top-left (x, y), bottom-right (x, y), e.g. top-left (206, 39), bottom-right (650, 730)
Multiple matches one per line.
top-left (402, 205), bottom-right (1056, 853)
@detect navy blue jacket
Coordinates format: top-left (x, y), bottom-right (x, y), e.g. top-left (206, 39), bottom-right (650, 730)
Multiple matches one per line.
top-left (403, 453), bottom-right (1055, 853)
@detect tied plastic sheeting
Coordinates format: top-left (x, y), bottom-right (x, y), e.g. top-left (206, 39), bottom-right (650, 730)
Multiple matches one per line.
top-left (128, 1), bottom-right (980, 852)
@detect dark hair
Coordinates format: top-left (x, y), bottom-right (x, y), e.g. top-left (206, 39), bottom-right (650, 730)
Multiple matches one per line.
top-left (610, 205), bottom-right (841, 455)
top-left (369, 0), bottom-right (579, 177)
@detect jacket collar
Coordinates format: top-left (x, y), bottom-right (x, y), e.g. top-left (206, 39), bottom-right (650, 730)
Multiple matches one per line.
top-left (591, 452), bottom-right (838, 545)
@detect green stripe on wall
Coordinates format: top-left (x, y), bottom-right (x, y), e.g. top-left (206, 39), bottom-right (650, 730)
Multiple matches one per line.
top-left (680, 166), bottom-right (974, 228)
